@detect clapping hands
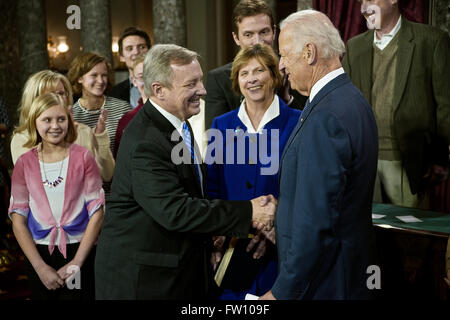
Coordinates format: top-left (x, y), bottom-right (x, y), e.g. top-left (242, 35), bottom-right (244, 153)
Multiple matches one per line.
top-left (94, 108), bottom-right (108, 134)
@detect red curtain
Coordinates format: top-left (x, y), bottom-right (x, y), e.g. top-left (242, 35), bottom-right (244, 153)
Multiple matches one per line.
top-left (313, 0), bottom-right (366, 44)
top-left (399, 0), bottom-right (427, 23)
top-left (313, 0), bottom-right (428, 43)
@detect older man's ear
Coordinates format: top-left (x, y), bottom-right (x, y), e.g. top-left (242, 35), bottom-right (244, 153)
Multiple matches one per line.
top-left (151, 82), bottom-right (164, 99)
top-left (302, 43), bottom-right (317, 64)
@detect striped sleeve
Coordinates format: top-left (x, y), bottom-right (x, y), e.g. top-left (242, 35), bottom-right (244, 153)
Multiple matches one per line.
top-left (72, 96), bottom-right (131, 152)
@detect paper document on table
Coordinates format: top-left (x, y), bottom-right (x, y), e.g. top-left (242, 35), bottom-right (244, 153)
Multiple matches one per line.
top-left (245, 293), bottom-right (259, 300)
top-left (396, 215), bottom-right (422, 223)
top-left (372, 214), bottom-right (386, 219)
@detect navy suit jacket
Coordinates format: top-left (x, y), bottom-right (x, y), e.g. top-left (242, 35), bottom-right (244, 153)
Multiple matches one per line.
top-left (272, 73), bottom-right (378, 300)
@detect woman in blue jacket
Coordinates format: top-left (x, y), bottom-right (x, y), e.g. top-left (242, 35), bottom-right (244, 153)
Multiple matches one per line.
top-left (206, 43), bottom-right (301, 300)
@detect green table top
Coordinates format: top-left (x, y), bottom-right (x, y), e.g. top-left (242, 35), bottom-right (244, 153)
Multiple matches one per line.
top-left (372, 203), bottom-right (450, 235)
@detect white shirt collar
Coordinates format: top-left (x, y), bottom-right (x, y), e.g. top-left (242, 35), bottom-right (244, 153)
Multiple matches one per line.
top-left (373, 16), bottom-right (402, 50)
top-left (309, 68), bottom-right (345, 103)
top-left (237, 95), bottom-right (280, 134)
top-left (149, 98), bottom-right (184, 136)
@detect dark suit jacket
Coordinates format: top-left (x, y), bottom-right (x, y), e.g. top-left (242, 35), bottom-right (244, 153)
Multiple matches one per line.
top-left (109, 78), bottom-right (131, 104)
top-left (95, 100), bottom-right (252, 300)
top-left (342, 18), bottom-right (450, 194)
top-left (272, 73), bottom-right (378, 299)
top-left (205, 62), bottom-right (307, 129)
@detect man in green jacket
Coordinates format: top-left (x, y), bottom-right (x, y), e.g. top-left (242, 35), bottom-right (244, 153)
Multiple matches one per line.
top-left (343, 0), bottom-right (450, 208)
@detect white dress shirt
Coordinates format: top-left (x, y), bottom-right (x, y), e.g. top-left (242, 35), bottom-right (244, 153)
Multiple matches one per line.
top-left (309, 67), bottom-right (345, 104)
top-left (237, 95), bottom-right (280, 134)
top-left (373, 16), bottom-right (402, 50)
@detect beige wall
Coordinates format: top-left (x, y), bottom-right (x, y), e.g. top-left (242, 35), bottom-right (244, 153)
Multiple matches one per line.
top-left (45, 0), bottom-right (81, 72)
top-left (45, 0), bottom-right (241, 79)
top-left (45, 0), bottom-right (153, 72)
top-left (186, 0), bottom-right (239, 75)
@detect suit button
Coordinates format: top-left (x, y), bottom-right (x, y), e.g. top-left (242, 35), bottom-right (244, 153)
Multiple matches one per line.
top-left (300, 118), bottom-right (304, 122)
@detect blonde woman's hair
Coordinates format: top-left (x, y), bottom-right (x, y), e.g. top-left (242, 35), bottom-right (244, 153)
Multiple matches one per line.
top-left (15, 70), bottom-right (73, 134)
top-left (24, 92), bottom-right (77, 148)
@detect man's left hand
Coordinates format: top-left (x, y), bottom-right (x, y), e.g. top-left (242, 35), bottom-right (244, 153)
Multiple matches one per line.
top-left (259, 290), bottom-right (276, 300)
top-left (423, 164), bottom-right (449, 187)
top-left (210, 236), bottom-right (225, 271)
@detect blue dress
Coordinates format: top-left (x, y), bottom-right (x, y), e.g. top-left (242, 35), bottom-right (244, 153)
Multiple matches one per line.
top-left (206, 96), bottom-right (301, 300)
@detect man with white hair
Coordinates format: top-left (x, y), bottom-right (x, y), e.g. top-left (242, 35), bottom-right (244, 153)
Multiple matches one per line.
top-left (260, 10), bottom-right (379, 300)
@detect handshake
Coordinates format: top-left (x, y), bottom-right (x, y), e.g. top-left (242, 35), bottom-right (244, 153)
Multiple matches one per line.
top-left (250, 194), bottom-right (277, 232)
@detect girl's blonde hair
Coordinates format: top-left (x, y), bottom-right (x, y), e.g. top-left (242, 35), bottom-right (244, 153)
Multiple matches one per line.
top-left (24, 92), bottom-right (77, 148)
top-left (15, 70), bottom-right (74, 134)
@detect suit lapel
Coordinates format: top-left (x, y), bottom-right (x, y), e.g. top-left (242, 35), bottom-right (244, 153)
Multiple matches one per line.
top-left (143, 100), bottom-right (179, 142)
top-left (280, 104), bottom-right (309, 164)
top-left (143, 101), bottom-right (204, 196)
top-left (280, 74), bottom-right (351, 165)
top-left (393, 19), bottom-right (414, 113)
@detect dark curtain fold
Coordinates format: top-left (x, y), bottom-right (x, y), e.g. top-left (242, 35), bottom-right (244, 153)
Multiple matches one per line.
top-left (429, 180), bottom-right (450, 213)
top-left (313, 0), bottom-right (428, 43)
top-left (399, 0), bottom-right (427, 23)
top-left (313, 0), bottom-right (366, 43)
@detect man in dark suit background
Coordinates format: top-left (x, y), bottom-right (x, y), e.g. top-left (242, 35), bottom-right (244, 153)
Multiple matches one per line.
top-left (205, 0), bottom-right (306, 129)
top-left (260, 10), bottom-right (378, 300)
top-left (343, 0), bottom-right (450, 208)
top-left (109, 27), bottom-right (151, 109)
top-left (95, 44), bottom-right (277, 300)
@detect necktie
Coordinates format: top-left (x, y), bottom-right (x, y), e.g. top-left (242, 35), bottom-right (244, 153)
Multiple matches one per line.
top-left (182, 122), bottom-right (203, 192)
top-left (303, 99), bottom-right (311, 113)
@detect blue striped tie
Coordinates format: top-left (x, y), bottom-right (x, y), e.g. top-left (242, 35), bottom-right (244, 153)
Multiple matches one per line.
top-left (182, 122), bottom-right (202, 188)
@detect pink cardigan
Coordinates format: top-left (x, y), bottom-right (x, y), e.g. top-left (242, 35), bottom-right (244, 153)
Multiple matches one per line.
top-left (9, 143), bottom-right (105, 258)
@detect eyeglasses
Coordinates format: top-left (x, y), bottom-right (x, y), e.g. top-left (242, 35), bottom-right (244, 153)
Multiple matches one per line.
top-left (54, 91), bottom-right (68, 97)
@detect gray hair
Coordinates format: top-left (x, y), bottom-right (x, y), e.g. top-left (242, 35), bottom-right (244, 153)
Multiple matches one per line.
top-left (280, 10), bottom-right (345, 59)
top-left (143, 44), bottom-right (200, 97)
